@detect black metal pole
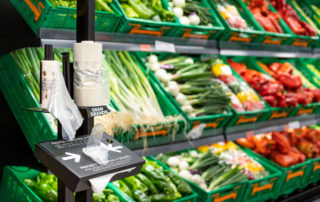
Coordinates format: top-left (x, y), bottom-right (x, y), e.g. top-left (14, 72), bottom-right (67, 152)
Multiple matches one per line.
top-left (58, 179), bottom-right (74, 202)
top-left (77, 0), bottom-right (95, 42)
top-left (76, 0), bottom-right (95, 136)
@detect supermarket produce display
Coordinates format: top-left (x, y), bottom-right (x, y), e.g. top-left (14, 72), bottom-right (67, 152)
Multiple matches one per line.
top-left (3, 0), bottom-right (320, 201)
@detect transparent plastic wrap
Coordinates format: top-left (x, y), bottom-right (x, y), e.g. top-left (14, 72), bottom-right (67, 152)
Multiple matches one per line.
top-left (83, 124), bottom-right (136, 194)
top-left (82, 124), bottom-right (110, 166)
top-left (45, 61), bottom-right (83, 140)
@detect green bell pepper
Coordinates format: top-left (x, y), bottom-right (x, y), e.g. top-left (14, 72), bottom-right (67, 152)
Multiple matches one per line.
top-left (113, 180), bottom-right (132, 198)
top-left (128, 0), bottom-right (154, 19)
top-left (121, 3), bottom-right (140, 18)
top-left (133, 189), bottom-right (151, 202)
top-left (164, 170), bottom-right (192, 195)
top-left (136, 173), bottom-right (158, 195)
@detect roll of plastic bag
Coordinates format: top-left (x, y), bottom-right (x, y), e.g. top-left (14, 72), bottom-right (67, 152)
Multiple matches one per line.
top-left (73, 41), bottom-right (109, 107)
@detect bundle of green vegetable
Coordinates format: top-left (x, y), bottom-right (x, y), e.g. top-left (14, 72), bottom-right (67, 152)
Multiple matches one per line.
top-left (157, 149), bottom-right (247, 191)
top-left (119, 0), bottom-right (175, 21)
top-left (145, 54), bottom-right (230, 117)
top-left (169, 0), bottom-right (215, 26)
top-left (113, 159), bottom-right (192, 201)
top-left (48, 0), bottom-right (114, 12)
top-left (24, 172), bottom-right (120, 202)
top-left (95, 51), bottom-right (180, 137)
top-left (10, 47), bottom-right (71, 102)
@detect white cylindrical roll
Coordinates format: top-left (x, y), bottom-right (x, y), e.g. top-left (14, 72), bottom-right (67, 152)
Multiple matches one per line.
top-left (74, 85), bottom-right (108, 107)
top-left (40, 60), bottom-right (60, 109)
top-left (73, 41), bottom-right (108, 107)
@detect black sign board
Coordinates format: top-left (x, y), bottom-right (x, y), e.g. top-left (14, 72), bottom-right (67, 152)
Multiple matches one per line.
top-left (34, 133), bottom-right (144, 192)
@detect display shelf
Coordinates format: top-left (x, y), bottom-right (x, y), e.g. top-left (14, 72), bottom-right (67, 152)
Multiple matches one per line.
top-left (219, 41), bottom-right (314, 58)
top-left (39, 29), bottom-right (219, 55)
top-left (133, 132), bottom-right (225, 156)
top-left (133, 113), bottom-right (320, 156)
top-left (38, 28), bottom-right (318, 58)
top-left (227, 113), bottom-right (320, 141)
top-left (274, 182), bottom-right (320, 202)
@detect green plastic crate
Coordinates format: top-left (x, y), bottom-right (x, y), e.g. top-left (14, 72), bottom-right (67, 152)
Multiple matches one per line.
top-left (295, 58), bottom-right (320, 89)
top-left (112, 157), bottom-right (199, 202)
top-left (0, 55), bottom-right (56, 151)
top-left (226, 56), bottom-right (297, 120)
top-left (292, 0), bottom-right (320, 47)
top-left (208, 0), bottom-right (265, 43)
top-left (151, 154), bottom-right (247, 202)
top-left (243, 148), bottom-right (312, 197)
top-left (240, 148), bottom-right (282, 202)
top-left (10, 0), bottom-right (122, 34)
top-left (220, 56), bottom-right (271, 127)
top-left (111, 77), bottom-right (187, 149)
top-left (246, 57), bottom-right (300, 118)
top-left (304, 157), bottom-right (320, 185)
top-left (173, 0), bottom-right (225, 40)
top-left (110, 53), bottom-right (187, 149)
top-left (236, 0), bottom-right (293, 45)
top-left (253, 57), bottom-right (320, 116)
top-left (115, 0), bottom-right (180, 37)
top-left (0, 166), bottom-right (128, 202)
top-left (136, 52), bottom-right (232, 139)
top-left (267, 0), bottom-right (319, 47)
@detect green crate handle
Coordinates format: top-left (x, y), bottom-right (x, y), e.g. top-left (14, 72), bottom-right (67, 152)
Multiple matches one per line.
top-left (250, 177), bottom-right (277, 196)
top-left (180, 28), bottom-right (215, 40)
top-left (296, 106), bottom-right (316, 115)
top-left (286, 166), bottom-right (307, 182)
top-left (211, 185), bottom-right (242, 202)
top-left (313, 161), bottom-right (320, 172)
top-left (128, 23), bottom-right (172, 36)
top-left (191, 118), bottom-right (225, 129)
top-left (24, 0), bottom-right (45, 21)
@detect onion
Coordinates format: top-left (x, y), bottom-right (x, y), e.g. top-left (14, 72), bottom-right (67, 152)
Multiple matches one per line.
top-left (188, 13), bottom-right (200, 25)
top-left (151, 62), bottom-right (160, 71)
top-left (163, 73), bottom-right (173, 83)
top-left (185, 58), bottom-right (194, 64)
top-left (173, 7), bottom-right (184, 18)
top-left (173, 0), bottom-right (185, 8)
top-left (182, 105), bottom-right (193, 114)
top-left (148, 55), bottom-right (158, 64)
top-left (167, 81), bottom-right (180, 96)
top-left (175, 93), bottom-right (187, 105)
top-left (191, 174), bottom-right (203, 185)
top-left (167, 156), bottom-right (180, 167)
top-left (179, 16), bottom-right (190, 25)
top-left (179, 161), bottom-right (189, 170)
top-left (155, 69), bottom-right (167, 81)
top-left (179, 170), bottom-right (192, 180)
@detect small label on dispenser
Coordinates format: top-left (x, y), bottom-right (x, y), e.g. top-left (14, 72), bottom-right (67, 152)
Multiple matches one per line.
top-left (85, 106), bottom-right (110, 118)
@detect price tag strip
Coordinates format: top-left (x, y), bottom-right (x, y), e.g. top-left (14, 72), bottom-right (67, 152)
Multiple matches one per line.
top-left (155, 40), bottom-right (176, 53)
top-left (34, 133), bottom-right (144, 192)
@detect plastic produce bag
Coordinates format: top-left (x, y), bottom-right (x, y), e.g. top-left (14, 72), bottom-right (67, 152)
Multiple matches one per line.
top-left (46, 61), bottom-right (83, 140)
top-left (82, 124), bottom-right (109, 166)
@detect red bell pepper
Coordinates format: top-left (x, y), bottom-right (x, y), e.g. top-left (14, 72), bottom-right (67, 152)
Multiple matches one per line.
top-left (262, 95), bottom-right (277, 107)
top-left (278, 73), bottom-right (302, 89)
top-left (272, 132), bottom-right (292, 154)
top-left (236, 138), bottom-right (256, 149)
top-left (270, 151), bottom-right (294, 167)
top-left (227, 60), bottom-right (247, 76)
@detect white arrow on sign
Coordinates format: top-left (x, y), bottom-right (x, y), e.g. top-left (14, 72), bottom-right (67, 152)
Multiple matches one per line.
top-left (62, 152), bottom-right (81, 163)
